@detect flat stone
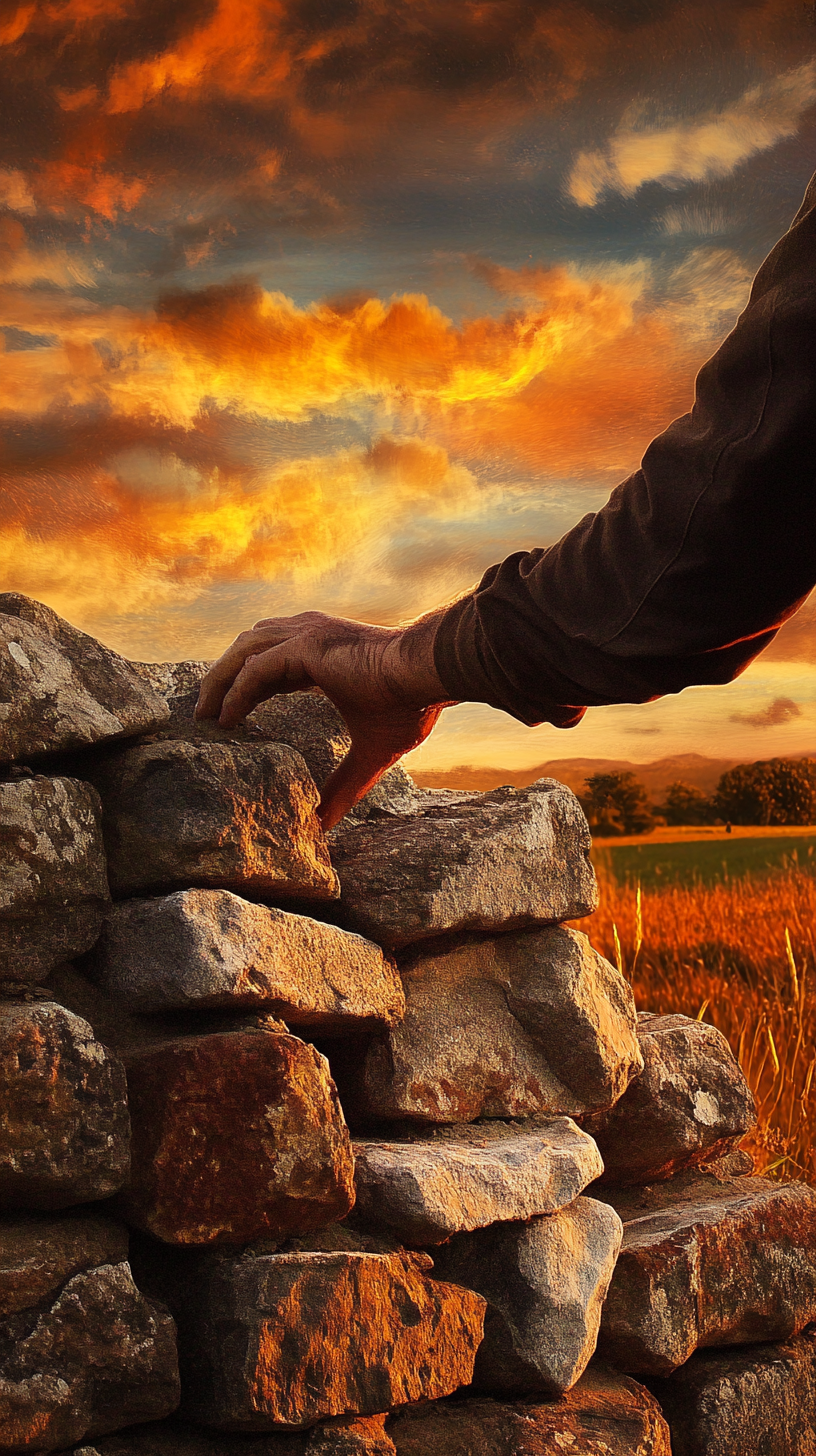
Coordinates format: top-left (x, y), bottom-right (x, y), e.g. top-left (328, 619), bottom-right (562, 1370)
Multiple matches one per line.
top-left (352, 1119), bottom-right (603, 1244)
top-left (0, 1001), bottom-right (130, 1209)
top-left (648, 1330), bottom-right (816, 1456)
top-left (583, 1012), bottom-right (756, 1184)
top-left (599, 1172), bottom-right (816, 1376)
top-left (82, 1414), bottom-right (394, 1454)
top-left (432, 1197), bottom-right (623, 1396)
top-left (329, 779), bottom-right (597, 947)
top-left (346, 926), bottom-right (641, 1123)
top-left (0, 593), bottom-right (168, 765)
top-left (89, 739), bottom-right (338, 900)
top-left (90, 890), bottom-right (403, 1033)
top-left (0, 775), bottom-right (110, 982)
top-left (144, 1243), bottom-right (486, 1430)
top-left (388, 1365), bottom-right (672, 1455)
top-left (117, 1025), bottom-right (355, 1244)
top-left (132, 664), bottom-right (350, 791)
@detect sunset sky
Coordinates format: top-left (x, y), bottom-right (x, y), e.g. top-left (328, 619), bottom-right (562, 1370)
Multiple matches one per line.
top-left (2, 0), bottom-right (815, 771)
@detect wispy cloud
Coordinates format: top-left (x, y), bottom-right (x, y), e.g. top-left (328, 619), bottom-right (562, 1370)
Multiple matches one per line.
top-left (730, 696), bottom-right (804, 728)
top-left (567, 61), bottom-right (816, 207)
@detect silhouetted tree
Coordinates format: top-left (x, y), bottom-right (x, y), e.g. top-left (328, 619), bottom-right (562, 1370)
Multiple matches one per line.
top-left (714, 758), bottom-right (816, 826)
top-left (581, 771), bottom-right (655, 836)
top-left (660, 781), bottom-right (715, 826)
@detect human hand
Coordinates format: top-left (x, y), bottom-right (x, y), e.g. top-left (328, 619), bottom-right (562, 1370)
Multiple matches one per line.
top-left (195, 611), bottom-right (454, 829)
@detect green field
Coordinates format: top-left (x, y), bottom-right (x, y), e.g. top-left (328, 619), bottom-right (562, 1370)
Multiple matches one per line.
top-left (593, 834), bottom-right (816, 888)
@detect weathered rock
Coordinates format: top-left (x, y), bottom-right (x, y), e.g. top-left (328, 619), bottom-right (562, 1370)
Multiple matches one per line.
top-left (90, 890), bottom-right (403, 1033)
top-left (118, 1024), bottom-right (355, 1244)
top-left (81, 1413), bottom-right (395, 1454)
top-left (0, 1001), bottom-right (130, 1209)
top-left (0, 1212), bottom-right (179, 1454)
top-left (0, 593), bottom-right (168, 764)
top-left (0, 775), bottom-right (110, 982)
top-left (599, 1172), bottom-right (816, 1375)
top-left (329, 779), bottom-right (597, 947)
top-left (648, 1330), bottom-right (816, 1456)
top-left (352, 1119), bottom-right (603, 1244)
top-left (132, 663), bottom-right (350, 791)
top-left (144, 1243), bottom-right (486, 1430)
top-left (583, 1012), bottom-right (756, 1183)
top-left (388, 1364), bottom-right (672, 1454)
top-left (347, 926), bottom-right (641, 1123)
top-left (0, 1210), bottom-right (128, 1318)
top-left (89, 739), bottom-right (338, 900)
top-left (432, 1197), bottom-right (623, 1396)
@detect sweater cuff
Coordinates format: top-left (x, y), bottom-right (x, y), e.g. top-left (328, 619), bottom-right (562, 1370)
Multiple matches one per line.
top-left (431, 590), bottom-right (587, 729)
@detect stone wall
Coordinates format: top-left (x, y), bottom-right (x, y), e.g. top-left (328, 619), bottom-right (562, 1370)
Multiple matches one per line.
top-left (1, 594), bottom-right (815, 1456)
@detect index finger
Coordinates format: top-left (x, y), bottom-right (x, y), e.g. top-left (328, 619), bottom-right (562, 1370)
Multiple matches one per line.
top-left (195, 629), bottom-right (275, 720)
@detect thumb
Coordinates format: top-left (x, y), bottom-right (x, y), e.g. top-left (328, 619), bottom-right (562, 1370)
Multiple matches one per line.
top-left (318, 740), bottom-right (396, 831)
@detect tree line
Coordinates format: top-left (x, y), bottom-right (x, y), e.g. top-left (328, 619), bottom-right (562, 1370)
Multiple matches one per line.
top-left (579, 757), bottom-right (816, 836)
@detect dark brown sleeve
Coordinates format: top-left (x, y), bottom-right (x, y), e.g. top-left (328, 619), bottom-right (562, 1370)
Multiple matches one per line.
top-left (433, 173), bottom-right (816, 728)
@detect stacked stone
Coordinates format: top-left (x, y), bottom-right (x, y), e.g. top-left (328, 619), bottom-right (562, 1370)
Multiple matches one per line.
top-left (2, 593), bottom-right (816, 1456)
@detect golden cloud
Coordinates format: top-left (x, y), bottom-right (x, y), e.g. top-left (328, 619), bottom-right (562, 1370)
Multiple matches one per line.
top-left (567, 60), bottom-right (816, 206)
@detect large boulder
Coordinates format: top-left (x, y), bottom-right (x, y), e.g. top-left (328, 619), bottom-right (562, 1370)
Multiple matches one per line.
top-left (117, 1023), bottom-right (354, 1244)
top-left (140, 1243), bottom-right (486, 1430)
top-left (0, 594), bottom-right (168, 764)
top-left (81, 1414), bottom-right (395, 1454)
top-left (599, 1172), bottom-right (816, 1375)
top-left (583, 1012), bottom-right (756, 1183)
top-left (648, 1330), bottom-right (816, 1456)
top-left (352, 1119), bottom-right (603, 1244)
top-left (343, 926), bottom-right (641, 1123)
top-left (88, 739), bottom-right (338, 900)
top-left (388, 1366), bottom-right (672, 1455)
top-left (0, 1000), bottom-right (130, 1209)
top-left (0, 1211), bottom-right (179, 1454)
top-left (131, 663), bottom-right (350, 791)
top-left (0, 775), bottom-right (110, 982)
top-left (432, 1198), bottom-right (623, 1397)
top-left (329, 779), bottom-right (597, 947)
top-left (90, 890), bottom-right (403, 1034)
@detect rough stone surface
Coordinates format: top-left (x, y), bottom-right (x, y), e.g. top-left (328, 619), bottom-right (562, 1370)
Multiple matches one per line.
top-left (145, 1244), bottom-right (486, 1430)
top-left (91, 890), bottom-right (403, 1033)
top-left (352, 1119), bottom-right (603, 1244)
top-left (0, 1001), bottom-right (130, 1209)
top-left (583, 1012), bottom-right (756, 1184)
top-left (329, 779), bottom-right (597, 947)
top-left (131, 664), bottom-right (350, 791)
top-left (0, 1212), bottom-right (179, 1454)
top-left (648, 1329), bottom-right (816, 1456)
top-left (599, 1172), bottom-right (816, 1375)
top-left (81, 1413), bottom-right (395, 1454)
top-left (0, 594), bottom-right (168, 764)
top-left (0, 775), bottom-right (110, 982)
top-left (347, 926), bottom-right (641, 1123)
top-left (118, 1024), bottom-right (355, 1244)
top-left (388, 1364), bottom-right (672, 1455)
top-left (89, 739), bottom-right (338, 900)
top-left (432, 1197), bottom-right (623, 1396)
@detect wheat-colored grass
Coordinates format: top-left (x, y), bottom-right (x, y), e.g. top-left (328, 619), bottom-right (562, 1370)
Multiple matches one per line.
top-left (574, 866), bottom-right (816, 1183)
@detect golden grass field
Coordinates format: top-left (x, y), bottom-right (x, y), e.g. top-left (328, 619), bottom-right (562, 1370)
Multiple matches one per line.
top-left (574, 835), bottom-right (816, 1185)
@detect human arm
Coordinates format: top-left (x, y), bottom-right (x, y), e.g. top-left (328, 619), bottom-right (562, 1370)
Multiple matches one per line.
top-left (194, 610), bottom-right (453, 829)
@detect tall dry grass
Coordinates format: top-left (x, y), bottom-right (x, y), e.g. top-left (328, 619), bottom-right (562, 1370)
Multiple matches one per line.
top-left (576, 865), bottom-right (816, 1184)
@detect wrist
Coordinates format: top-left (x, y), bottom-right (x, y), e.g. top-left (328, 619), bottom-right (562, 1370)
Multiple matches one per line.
top-left (380, 613), bottom-right (454, 708)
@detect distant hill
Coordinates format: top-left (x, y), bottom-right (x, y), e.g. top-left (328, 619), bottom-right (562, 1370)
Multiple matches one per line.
top-left (411, 751), bottom-right (816, 800)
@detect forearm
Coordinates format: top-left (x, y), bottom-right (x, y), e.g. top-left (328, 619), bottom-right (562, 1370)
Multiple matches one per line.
top-left (432, 172), bottom-right (816, 728)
